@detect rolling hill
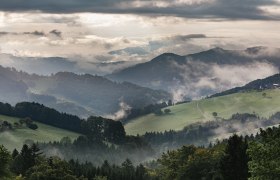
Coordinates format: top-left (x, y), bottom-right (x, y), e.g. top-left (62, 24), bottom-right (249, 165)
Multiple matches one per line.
top-left (124, 89), bottom-right (280, 135)
top-left (0, 114), bottom-right (80, 150)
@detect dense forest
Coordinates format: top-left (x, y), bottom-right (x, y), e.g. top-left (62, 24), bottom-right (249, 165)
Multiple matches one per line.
top-left (0, 143), bottom-right (151, 180)
top-left (1, 124), bottom-right (280, 179)
top-left (153, 125), bottom-right (280, 180)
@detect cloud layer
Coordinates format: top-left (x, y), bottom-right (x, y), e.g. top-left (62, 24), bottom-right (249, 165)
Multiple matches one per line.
top-left (0, 0), bottom-right (280, 20)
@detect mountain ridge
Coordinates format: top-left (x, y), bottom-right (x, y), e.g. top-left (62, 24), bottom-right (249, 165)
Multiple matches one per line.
top-left (107, 46), bottom-right (280, 100)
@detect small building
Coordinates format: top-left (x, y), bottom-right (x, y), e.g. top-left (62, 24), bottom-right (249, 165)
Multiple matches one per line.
top-left (273, 84), bottom-right (280, 88)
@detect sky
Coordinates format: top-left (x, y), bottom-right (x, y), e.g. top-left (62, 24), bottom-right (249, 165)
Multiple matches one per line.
top-left (0, 0), bottom-right (280, 74)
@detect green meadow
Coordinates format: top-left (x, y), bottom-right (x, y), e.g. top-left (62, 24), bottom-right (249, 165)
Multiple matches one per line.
top-left (125, 89), bottom-right (280, 135)
top-left (0, 115), bottom-right (80, 150)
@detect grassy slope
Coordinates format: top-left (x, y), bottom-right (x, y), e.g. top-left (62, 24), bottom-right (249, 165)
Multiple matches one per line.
top-left (125, 89), bottom-right (280, 135)
top-left (0, 115), bottom-right (80, 150)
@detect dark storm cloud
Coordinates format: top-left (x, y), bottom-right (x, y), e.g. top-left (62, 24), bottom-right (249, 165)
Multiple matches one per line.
top-left (0, 0), bottom-right (279, 20)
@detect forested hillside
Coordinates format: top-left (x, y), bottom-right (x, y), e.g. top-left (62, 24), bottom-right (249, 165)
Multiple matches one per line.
top-left (0, 65), bottom-right (170, 116)
top-left (1, 123), bottom-right (280, 179)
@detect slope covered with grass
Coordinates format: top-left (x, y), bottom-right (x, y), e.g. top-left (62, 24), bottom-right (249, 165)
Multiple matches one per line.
top-left (125, 89), bottom-right (280, 135)
top-left (0, 115), bottom-right (80, 150)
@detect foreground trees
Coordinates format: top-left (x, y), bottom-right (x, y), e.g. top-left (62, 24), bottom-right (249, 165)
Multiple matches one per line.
top-left (220, 135), bottom-right (250, 180)
top-left (248, 127), bottom-right (280, 179)
top-left (156, 126), bottom-right (280, 180)
top-left (10, 144), bottom-right (41, 175)
top-left (0, 143), bottom-right (151, 180)
top-left (158, 145), bottom-right (223, 180)
top-left (1, 116), bottom-right (280, 179)
top-left (0, 145), bottom-right (10, 178)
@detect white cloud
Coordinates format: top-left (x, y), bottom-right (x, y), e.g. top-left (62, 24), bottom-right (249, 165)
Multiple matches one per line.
top-left (105, 101), bottom-right (131, 121)
top-left (170, 60), bottom-right (279, 102)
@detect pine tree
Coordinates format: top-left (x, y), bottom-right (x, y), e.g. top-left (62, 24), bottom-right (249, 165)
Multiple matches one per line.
top-left (0, 145), bottom-right (10, 178)
top-left (12, 149), bottom-right (19, 159)
top-left (220, 135), bottom-right (249, 180)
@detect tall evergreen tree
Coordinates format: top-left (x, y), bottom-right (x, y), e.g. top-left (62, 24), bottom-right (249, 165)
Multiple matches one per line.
top-left (220, 135), bottom-right (250, 180)
top-left (12, 149), bottom-right (19, 159)
top-left (0, 145), bottom-right (10, 178)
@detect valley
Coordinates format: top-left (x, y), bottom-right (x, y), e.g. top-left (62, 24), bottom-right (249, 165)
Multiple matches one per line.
top-left (1, 2), bottom-right (280, 179)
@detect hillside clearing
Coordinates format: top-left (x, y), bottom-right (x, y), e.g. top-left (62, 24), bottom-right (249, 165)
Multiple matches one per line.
top-left (0, 115), bottom-right (80, 150)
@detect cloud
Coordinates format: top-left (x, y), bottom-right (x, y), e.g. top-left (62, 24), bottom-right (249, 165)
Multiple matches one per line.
top-left (0, 30), bottom-right (46, 37)
top-left (0, 28), bottom-right (139, 59)
top-left (109, 34), bottom-right (209, 56)
top-left (105, 101), bottom-right (131, 121)
top-left (170, 60), bottom-right (279, 102)
top-left (109, 47), bottom-right (149, 56)
top-left (0, 53), bottom-right (140, 75)
top-left (49, 29), bottom-right (62, 37)
top-left (167, 34), bottom-right (207, 41)
top-left (0, 0), bottom-right (279, 20)
top-left (0, 30), bottom-right (63, 38)
top-left (211, 116), bottom-right (280, 141)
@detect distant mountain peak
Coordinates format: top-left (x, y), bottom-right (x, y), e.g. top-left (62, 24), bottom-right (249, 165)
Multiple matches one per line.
top-left (209, 47), bottom-right (226, 53)
top-left (160, 52), bottom-right (180, 57)
top-left (193, 47), bottom-right (227, 56)
top-left (151, 52), bottom-right (183, 62)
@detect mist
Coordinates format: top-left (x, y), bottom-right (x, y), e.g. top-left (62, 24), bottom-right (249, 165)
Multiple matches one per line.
top-left (0, 53), bottom-right (139, 76)
top-left (105, 101), bottom-right (131, 121)
top-left (170, 60), bottom-right (278, 102)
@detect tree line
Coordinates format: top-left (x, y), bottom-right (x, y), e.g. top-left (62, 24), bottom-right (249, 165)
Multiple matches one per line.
top-left (121, 101), bottom-right (172, 124)
top-left (0, 143), bottom-right (152, 180)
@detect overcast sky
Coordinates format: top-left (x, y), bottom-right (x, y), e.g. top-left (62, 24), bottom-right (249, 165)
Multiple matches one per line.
top-left (0, 0), bottom-right (280, 69)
